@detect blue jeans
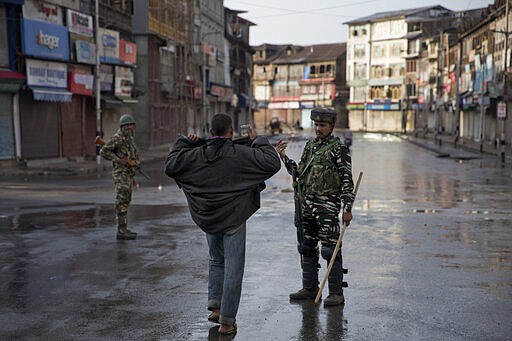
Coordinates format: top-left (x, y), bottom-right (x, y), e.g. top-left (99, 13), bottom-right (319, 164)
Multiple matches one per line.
top-left (205, 222), bottom-right (246, 325)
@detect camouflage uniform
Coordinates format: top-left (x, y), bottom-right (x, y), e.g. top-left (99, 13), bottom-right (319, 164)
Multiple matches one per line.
top-left (100, 128), bottom-right (139, 232)
top-left (282, 134), bottom-right (354, 297)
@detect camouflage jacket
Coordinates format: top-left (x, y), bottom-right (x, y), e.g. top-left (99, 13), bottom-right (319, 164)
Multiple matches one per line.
top-left (282, 135), bottom-right (354, 212)
top-left (100, 129), bottom-right (139, 176)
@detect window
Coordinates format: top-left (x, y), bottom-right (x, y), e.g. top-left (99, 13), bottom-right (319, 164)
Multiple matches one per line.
top-left (354, 44), bottom-right (366, 58)
top-left (354, 63), bottom-right (367, 79)
top-left (353, 87), bottom-right (366, 102)
top-left (370, 86), bottom-right (384, 99)
top-left (390, 44), bottom-right (402, 57)
top-left (371, 65), bottom-right (385, 79)
top-left (372, 45), bottom-right (386, 58)
top-left (390, 86), bottom-right (401, 99)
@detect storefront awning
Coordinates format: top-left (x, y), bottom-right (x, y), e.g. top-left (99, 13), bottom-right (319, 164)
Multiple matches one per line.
top-left (116, 96), bottom-right (138, 104)
top-left (0, 70), bottom-right (26, 92)
top-left (101, 95), bottom-right (123, 108)
top-left (30, 86), bottom-right (72, 102)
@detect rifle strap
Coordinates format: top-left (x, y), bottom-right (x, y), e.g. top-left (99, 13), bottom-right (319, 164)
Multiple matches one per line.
top-left (298, 137), bottom-right (338, 179)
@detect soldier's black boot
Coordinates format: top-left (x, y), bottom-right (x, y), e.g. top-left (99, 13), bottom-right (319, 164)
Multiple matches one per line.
top-left (322, 245), bottom-right (345, 307)
top-left (289, 287), bottom-right (319, 300)
top-left (117, 224), bottom-right (137, 240)
top-left (290, 249), bottom-right (320, 301)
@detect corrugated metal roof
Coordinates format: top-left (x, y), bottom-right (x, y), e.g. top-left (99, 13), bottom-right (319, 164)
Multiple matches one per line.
top-left (344, 5), bottom-right (449, 25)
top-left (272, 43), bottom-right (346, 64)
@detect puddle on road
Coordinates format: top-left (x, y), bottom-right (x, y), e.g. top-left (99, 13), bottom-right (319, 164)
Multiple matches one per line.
top-left (0, 204), bottom-right (187, 230)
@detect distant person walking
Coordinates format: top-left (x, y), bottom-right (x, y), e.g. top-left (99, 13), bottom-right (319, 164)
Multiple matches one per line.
top-left (275, 107), bottom-right (355, 306)
top-left (100, 114), bottom-right (139, 240)
top-left (164, 113), bottom-right (280, 335)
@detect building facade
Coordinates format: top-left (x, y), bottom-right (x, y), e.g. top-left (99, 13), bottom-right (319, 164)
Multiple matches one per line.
top-left (252, 43), bottom-right (348, 131)
top-left (345, 6), bottom-right (456, 132)
top-left (0, 0), bottom-right (136, 161)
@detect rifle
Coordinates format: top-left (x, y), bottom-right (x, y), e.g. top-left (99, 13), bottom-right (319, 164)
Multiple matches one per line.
top-left (292, 168), bottom-right (304, 269)
top-left (94, 136), bottom-right (151, 180)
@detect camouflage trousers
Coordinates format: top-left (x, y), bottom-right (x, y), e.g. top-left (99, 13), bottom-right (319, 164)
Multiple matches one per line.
top-left (300, 194), bottom-right (344, 294)
top-left (113, 170), bottom-right (134, 227)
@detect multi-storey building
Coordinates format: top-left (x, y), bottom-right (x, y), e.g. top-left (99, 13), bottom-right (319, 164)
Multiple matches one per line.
top-left (0, 0), bottom-right (136, 161)
top-left (133, 0), bottom-right (196, 147)
top-left (252, 43), bottom-right (347, 131)
top-left (252, 44), bottom-right (290, 129)
top-left (345, 6), bottom-right (456, 132)
top-left (224, 7), bottom-right (255, 132)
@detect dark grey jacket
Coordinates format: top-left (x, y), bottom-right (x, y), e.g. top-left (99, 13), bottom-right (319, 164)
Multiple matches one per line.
top-left (164, 136), bottom-right (281, 234)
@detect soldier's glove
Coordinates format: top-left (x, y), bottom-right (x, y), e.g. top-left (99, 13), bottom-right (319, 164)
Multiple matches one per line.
top-left (118, 157), bottom-right (130, 167)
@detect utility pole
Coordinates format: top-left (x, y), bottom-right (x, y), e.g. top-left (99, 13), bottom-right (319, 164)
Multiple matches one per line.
top-left (455, 39), bottom-right (461, 147)
top-left (501, 0), bottom-right (509, 163)
top-left (437, 30), bottom-right (444, 146)
top-left (479, 62), bottom-right (486, 153)
top-left (95, 0), bottom-right (101, 165)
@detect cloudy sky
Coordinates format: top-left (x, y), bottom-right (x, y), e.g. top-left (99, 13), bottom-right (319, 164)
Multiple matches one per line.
top-left (224, 0), bottom-right (495, 45)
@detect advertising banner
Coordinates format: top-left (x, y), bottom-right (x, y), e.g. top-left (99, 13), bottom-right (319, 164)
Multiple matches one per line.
top-left (98, 28), bottom-right (119, 64)
top-left (22, 1), bottom-right (63, 25)
top-left (100, 64), bottom-right (113, 92)
top-left (68, 67), bottom-right (94, 95)
top-left (26, 58), bottom-right (67, 88)
top-left (75, 40), bottom-right (96, 64)
top-left (21, 19), bottom-right (69, 61)
top-left (119, 40), bottom-right (136, 65)
top-left (67, 9), bottom-right (93, 37)
top-left (114, 66), bottom-right (133, 97)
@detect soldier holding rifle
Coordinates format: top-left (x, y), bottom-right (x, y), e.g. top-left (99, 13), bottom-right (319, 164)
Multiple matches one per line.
top-left (99, 114), bottom-right (140, 240)
top-left (275, 107), bottom-right (354, 307)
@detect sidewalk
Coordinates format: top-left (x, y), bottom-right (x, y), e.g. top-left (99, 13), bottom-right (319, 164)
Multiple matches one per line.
top-left (0, 144), bottom-right (170, 177)
top-left (0, 132), bottom-right (508, 177)
top-left (399, 130), bottom-right (511, 164)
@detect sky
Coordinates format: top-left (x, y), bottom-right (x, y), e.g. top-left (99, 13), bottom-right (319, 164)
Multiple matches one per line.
top-left (223, 0), bottom-right (495, 46)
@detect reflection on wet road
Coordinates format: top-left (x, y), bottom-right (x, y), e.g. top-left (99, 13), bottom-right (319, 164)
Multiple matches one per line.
top-left (0, 132), bottom-right (511, 340)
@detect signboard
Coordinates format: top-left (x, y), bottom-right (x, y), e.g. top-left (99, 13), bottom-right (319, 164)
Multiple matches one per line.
top-left (66, 9), bottom-right (93, 37)
top-left (21, 19), bottom-right (70, 61)
top-left (75, 40), bottom-right (96, 64)
top-left (347, 103), bottom-right (365, 110)
top-left (119, 40), bottom-right (137, 65)
top-left (23, 1), bottom-right (63, 25)
top-left (497, 101), bottom-right (507, 118)
top-left (367, 102), bottom-right (400, 111)
top-left (300, 101), bottom-right (315, 109)
top-left (98, 28), bottom-right (119, 64)
top-left (100, 64), bottom-right (113, 91)
top-left (26, 58), bottom-right (67, 88)
top-left (68, 67), bottom-right (93, 95)
top-left (114, 66), bottom-right (133, 97)
top-left (268, 101), bottom-right (300, 109)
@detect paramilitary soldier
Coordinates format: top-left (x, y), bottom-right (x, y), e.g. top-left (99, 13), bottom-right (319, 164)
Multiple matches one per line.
top-left (100, 114), bottom-right (140, 240)
top-left (275, 107), bottom-right (355, 306)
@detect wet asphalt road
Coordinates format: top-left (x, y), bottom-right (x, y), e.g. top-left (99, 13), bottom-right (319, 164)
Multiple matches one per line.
top-left (0, 133), bottom-right (511, 340)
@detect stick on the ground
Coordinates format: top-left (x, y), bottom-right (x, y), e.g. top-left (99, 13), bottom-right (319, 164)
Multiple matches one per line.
top-left (315, 171), bottom-right (363, 304)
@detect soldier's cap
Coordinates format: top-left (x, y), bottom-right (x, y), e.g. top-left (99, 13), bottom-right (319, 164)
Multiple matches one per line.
top-left (310, 107), bottom-right (337, 123)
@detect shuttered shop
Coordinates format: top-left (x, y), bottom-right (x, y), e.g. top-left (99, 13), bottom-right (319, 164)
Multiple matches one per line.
top-left (19, 91), bottom-right (59, 159)
top-left (0, 93), bottom-right (14, 159)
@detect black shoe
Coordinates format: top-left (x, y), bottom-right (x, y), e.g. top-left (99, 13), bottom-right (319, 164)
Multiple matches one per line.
top-left (324, 293), bottom-right (345, 306)
top-left (289, 288), bottom-right (319, 300)
top-left (117, 227), bottom-right (137, 240)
